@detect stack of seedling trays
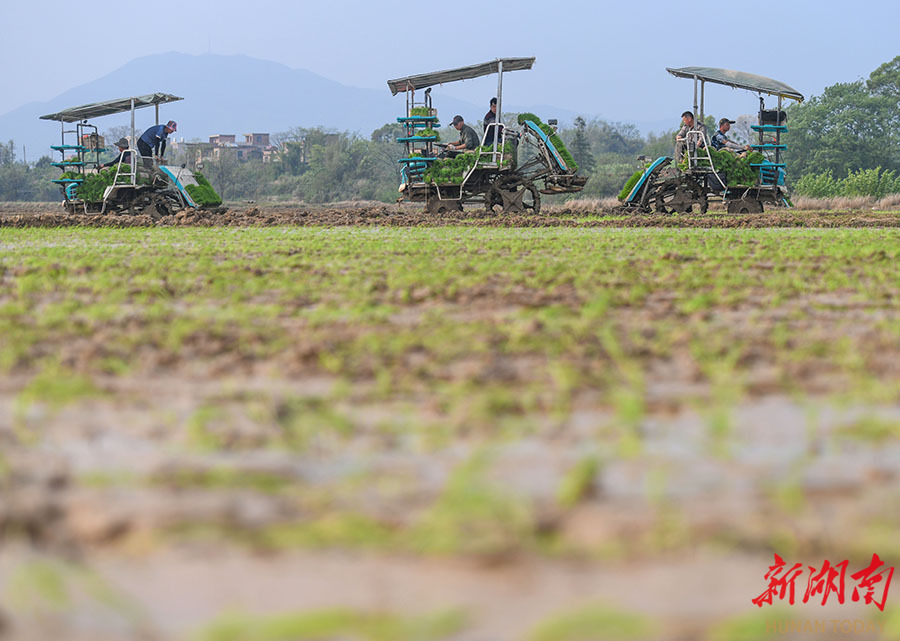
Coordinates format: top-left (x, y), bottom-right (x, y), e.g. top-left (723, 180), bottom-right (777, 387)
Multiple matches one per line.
top-left (50, 145), bottom-right (90, 200)
top-left (397, 106), bottom-right (440, 183)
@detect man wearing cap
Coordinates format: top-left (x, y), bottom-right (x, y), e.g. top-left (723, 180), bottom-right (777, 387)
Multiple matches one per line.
top-left (443, 115), bottom-right (480, 156)
top-left (99, 138), bottom-right (133, 169)
top-left (137, 120), bottom-right (177, 164)
top-left (711, 118), bottom-right (749, 155)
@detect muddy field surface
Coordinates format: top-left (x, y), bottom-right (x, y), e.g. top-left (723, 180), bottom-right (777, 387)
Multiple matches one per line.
top-left (5, 202), bottom-right (900, 228)
top-left (2, 225), bottom-right (900, 640)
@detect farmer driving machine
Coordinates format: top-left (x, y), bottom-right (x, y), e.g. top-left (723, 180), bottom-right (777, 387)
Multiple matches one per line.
top-left (621, 67), bottom-right (804, 214)
top-left (40, 93), bottom-right (221, 216)
top-left (387, 58), bottom-right (587, 214)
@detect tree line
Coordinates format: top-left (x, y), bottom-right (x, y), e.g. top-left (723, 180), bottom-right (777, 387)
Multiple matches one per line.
top-left (1, 55), bottom-right (898, 202)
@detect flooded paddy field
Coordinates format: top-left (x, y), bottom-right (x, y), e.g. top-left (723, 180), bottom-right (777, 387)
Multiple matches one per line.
top-left (2, 222), bottom-right (900, 640)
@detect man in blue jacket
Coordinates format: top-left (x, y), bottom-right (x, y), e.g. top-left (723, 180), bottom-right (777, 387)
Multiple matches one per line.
top-left (137, 120), bottom-right (177, 165)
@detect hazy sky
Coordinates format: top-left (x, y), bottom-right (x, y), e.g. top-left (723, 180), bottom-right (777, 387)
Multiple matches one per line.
top-left (4, 0), bottom-right (898, 127)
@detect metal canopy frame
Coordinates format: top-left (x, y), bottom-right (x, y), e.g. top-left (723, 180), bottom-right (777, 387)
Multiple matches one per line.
top-left (666, 67), bottom-right (804, 102)
top-left (386, 57), bottom-right (535, 95)
top-left (387, 57), bottom-right (535, 166)
top-left (39, 93), bottom-right (183, 123)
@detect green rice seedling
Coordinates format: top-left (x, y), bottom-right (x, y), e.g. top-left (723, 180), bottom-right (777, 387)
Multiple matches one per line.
top-left (836, 415), bottom-right (900, 442)
top-left (186, 172), bottom-right (223, 206)
top-left (8, 558), bottom-right (145, 626)
top-left (769, 473), bottom-right (807, 514)
top-left (706, 607), bottom-right (794, 641)
top-left (156, 466), bottom-right (296, 494)
top-left (516, 113), bottom-right (578, 172)
top-left (556, 455), bottom-right (599, 508)
top-left (617, 168), bottom-right (644, 200)
top-left (879, 608), bottom-right (900, 641)
top-left (7, 559), bottom-right (70, 614)
top-left (411, 451), bottom-right (534, 557)
top-left (14, 363), bottom-right (101, 431)
top-left (257, 513), bottom-right (395, 550)
top-left (193, 607), bottom-right (466, 641)
top-left (678, 148), bottom-right (765, 186)
top-left (68, 165), bottom-right (148, 201)
top-left (185, 404), bottom-right (227, 451)
top-left (526, 603), bottom-right (655, 641)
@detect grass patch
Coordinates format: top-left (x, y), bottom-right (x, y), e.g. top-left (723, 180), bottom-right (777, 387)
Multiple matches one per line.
top-left (836, 415), bottom-right (900, 442)
top-left (556, 455), bottom-right (600, 508)
top-left (527, 603), bottom-right (655, 641)
top-left (15, 365), bottom-right (100, 410)
top-left (706, 607), bottom-right (793, 641)
top-left (193, 607), bottom-right (465, 641)
top-left (411, 452), bottom-right (534, 557)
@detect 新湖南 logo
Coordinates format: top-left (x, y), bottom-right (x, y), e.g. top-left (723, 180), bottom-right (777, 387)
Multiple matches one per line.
top-left (752, 553), bottom-right (894, 611)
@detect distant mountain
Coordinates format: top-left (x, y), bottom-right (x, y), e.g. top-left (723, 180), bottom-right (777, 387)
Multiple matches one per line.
top-left (0, 52), bottom-right (660, 161)
top-left (0, 53), bottom-right (485, 160)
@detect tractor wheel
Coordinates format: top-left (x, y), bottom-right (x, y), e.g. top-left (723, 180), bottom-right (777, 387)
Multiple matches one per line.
top-left (486, 177), bottom-right (540, 215)
top-left (726, 199), bottom-right (764, 214)
top-left (121, 192), bottom-right (153, 216)
top-left (122, 198), bottom-right (142, 216)
top-left (653, 176), bottom-right (701, 214)
top-left (697, 191), bottom-right (709, 214)
top-left (425, 198), bottom-right (462, 215)
top-left (149, 192), bottom-right (182, 218)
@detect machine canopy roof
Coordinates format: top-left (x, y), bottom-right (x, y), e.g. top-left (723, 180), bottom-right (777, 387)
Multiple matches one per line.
top-left (39, 93), bottom-right (183, 123)
top-left (387, 57), bottom-right (535, 95)
top-left (666, 67), bottom-right (804, 102)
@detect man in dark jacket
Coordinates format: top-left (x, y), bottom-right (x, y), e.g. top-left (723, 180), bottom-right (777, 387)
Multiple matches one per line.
top-left (710, 118), bottom-right (750, 155)
top-left (99, 138), bottom-right (133, 169)
top-left (137, 120), bottom-right (177, 164)
top-left (483, 98), bottom-right (504, 146)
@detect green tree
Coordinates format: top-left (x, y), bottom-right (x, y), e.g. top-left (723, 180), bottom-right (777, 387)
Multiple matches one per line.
top-left (370, 123), bottom-right (403, 144)
top-left (570, 117), bottom-right (596, 173)
top-left (0, 140), bottom-right (15, 165)
top-left (785, 80), bottom-right (900, 178)
top-left (369, 123), bottom-right (404, 187)
top-left (867, 55), bottom-right (900, 98)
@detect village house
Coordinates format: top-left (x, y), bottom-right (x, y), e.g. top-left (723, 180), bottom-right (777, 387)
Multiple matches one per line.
top-left (184, 132), bottom-right (279, 167)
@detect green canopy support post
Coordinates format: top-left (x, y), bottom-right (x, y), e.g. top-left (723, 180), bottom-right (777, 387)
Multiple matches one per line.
top-left (493, 59), bottom-right (503, 160)
top-left (693, 75), bottom-right (698, 122)
top-left (700, 80), bottom-right (705, 123)
top-left (776, 95), bottom-right (783, 165)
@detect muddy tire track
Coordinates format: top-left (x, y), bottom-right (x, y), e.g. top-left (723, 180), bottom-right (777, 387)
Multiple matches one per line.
top-left (4, 205), bottom-right (900, 228)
